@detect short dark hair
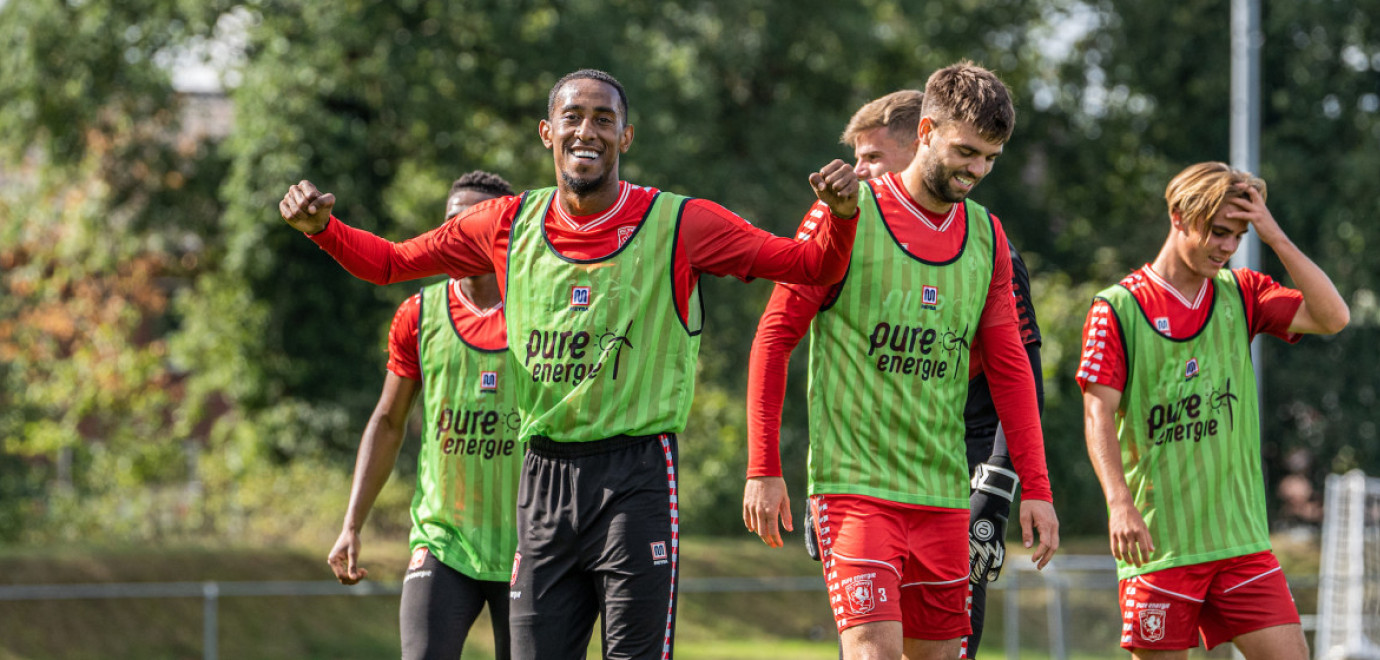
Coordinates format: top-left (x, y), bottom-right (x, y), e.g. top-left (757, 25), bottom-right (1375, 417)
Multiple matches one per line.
top-left (547, 69), bottom-right (629, 122)
top-left (921, 61), bottom-right (1015, 144)
top-left (841, 90), bottom-right (924, 148)
top-left (450, 170), bottom-right (514, 199)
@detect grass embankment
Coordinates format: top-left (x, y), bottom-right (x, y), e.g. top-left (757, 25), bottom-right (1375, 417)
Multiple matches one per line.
top-left (0, 534), bottom-right (1321, 659)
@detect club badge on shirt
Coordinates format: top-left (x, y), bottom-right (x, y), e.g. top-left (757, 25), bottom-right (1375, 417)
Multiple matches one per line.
top-left (1184, 358), bottom-right (1200, 380)
top-left (922, 285), bottom-right (939, 310)
top-left (480, 371), bottom-right (498, 391)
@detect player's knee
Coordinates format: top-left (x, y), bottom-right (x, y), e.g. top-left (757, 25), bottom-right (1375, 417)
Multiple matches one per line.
top-left (840, 620), bottom-right (903, 659)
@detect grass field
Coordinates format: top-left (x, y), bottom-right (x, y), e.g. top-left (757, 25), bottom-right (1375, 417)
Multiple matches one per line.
top-left (0, 534), bottom-right (1321, 659)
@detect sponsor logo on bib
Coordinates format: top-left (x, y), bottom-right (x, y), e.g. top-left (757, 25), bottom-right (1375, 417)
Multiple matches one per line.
top-left (570, 285), bottom-right (591, 309)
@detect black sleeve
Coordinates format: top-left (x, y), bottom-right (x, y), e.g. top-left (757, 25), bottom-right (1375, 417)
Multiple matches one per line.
top-left (1009, 244), bottom-right (1043, 416)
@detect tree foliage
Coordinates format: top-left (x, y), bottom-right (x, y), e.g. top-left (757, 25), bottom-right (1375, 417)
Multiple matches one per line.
top-left (2, 0), bottom-right (1377, 544)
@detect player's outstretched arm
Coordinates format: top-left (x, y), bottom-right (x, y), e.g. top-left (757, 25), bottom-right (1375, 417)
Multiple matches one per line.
top-left (1083, 382), bottom-right (1154, 567)
top-left (327, 372), bottom-right (420, 584)
top-left (1225, 185), bottom-right (1349, 335)
top-left (808, 159), bottom-right (860, 220)
top-left (743, 477), bottom-right (794, 549)
top-left (280, 180), bottom-right (336, 235)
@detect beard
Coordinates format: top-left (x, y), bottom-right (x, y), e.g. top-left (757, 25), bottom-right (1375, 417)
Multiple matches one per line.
top-left (561, 169), bottom-right (606, 196)
top-left (921, 159), bottom-right (972, 204)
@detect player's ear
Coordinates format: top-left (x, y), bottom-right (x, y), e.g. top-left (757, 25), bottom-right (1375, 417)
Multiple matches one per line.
top-left (539, 119), bottom-right (554, 150)
top-left (619, 123), bottom-right (634, 153)
top-left (917, 117), bottom-right (934, 144)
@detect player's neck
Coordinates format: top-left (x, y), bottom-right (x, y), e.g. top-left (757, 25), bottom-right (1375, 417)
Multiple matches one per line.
top-left (557, 178), bottom-right (623, 218)
top-left (458, 276), bottom-right (501, 310)
top-left (898, 166), bottom-right (956, 216)
top-left (1150, 245), bottom-right (1208, 302)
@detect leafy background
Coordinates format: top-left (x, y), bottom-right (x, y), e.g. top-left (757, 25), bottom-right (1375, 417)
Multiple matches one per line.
top-left (1, 0), bottom-right (1377, 546)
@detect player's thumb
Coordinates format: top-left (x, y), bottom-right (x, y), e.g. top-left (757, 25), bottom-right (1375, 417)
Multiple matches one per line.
top-left (808, 172), bottom-right (826, 192)
top-left (310, 193), bottom-right (336, 214)
top-left (1020, 511), bottom-right (1034, 548)
top-left (782, 503), bottom-right (794, 533)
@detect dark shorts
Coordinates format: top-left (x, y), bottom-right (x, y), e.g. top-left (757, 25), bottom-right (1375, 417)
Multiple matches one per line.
top-left (509, 433), bottom-right (681, 660)
top-left (400, 546), bottom-right (511, 660)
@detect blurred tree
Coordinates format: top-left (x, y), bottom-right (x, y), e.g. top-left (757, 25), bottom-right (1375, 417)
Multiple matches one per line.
top-left (3, 0), bottom-right (1375, 545)
top-left (0, 0), bottom-right (236, 541)
top-left (1010, 0), bottom-right (1380, 531)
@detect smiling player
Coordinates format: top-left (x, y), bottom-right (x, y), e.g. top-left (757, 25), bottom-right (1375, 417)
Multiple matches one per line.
top-left (1079, 161), bottom-right (1348, 659)
top-left (281, 68), bottom-right (860, 660)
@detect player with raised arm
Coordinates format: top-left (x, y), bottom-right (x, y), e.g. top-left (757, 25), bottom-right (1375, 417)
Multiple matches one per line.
top-left (742, 62), bottom-right (1059, 660)
top-left (824, 87), bottom-right (1046, 659)
top-left (1078, 162), bottom-right (1348, 659)
top-left (326, 171), bottom-right (519, 660)
top-left (281, 69), bottom-right (859, 660)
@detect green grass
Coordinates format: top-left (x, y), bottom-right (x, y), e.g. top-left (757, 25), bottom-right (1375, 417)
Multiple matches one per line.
top-left (0, 535), bottom-right (1322, 659)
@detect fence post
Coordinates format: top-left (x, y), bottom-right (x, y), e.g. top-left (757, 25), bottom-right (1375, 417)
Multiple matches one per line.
top-left (1047, 572), bottom-right (1068, 660)
top-left (203, 581), bottom-right (219, 660)
top-left (1005, 568), bottom-right (1020, 660)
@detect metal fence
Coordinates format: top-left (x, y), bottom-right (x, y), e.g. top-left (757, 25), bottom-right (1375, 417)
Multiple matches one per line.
top-left (0, 555), bottom-right (1317, 660)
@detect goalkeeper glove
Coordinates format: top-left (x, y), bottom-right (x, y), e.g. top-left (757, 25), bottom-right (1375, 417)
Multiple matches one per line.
top-left (804, 502), bottom-right (821, 561)
top-left (969, 458), bottom-right (1019, 583)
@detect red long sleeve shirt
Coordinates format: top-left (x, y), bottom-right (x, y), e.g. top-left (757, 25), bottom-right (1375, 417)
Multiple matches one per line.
top-left (747, 172), bottom-right (1051, 502)
top-left (309, 181), bottom-right (858, 324)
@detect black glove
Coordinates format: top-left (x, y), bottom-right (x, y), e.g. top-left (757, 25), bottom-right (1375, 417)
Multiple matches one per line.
top-left (804, 502), bottom-right (821, 561)
top-left (969, 458), bottom-right (1019, 583)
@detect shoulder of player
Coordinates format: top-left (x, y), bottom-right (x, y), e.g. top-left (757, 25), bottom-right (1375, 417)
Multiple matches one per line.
top-left (1228, 266), bottom-right (1283, 297)
top-left (388, 293), bottom-right (423, 338)
top-left (395, 292), bottom-right (423, 319)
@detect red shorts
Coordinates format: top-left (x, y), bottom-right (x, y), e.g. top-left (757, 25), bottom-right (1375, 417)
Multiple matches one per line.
top-left (1119, 551), bottom-right (1300, 651)
top-left (811, 494), bottom-right (970, 640)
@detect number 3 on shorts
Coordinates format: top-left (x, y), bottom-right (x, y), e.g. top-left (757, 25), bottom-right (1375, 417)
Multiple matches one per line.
top-left (878, 587), bottom-right (888, 602)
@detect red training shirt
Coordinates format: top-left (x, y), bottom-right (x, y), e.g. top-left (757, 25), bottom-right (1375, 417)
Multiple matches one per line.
top-left (747, 172), bottom-right (1051, 502)
top-left (308, 181), bottom-right (858, 324)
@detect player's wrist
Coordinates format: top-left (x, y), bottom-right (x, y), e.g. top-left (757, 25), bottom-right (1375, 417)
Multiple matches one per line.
top-left (972, 462), bottom-right (1020, 501)
top-left (305, 215), bottom-right (334, 237)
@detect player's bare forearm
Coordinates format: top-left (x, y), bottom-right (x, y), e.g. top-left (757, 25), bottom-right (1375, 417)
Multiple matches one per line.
top-left (1082, 385), bottom-right (1132, 508)
top-left (342, 374), bottom-right (418, 532)
top-left (1083, 384), bottom-right (1155, 564)
top-left (1273, 238), bottom-right (1349, 335)
top-left (1226, 186), bottom-right (1348, 334)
